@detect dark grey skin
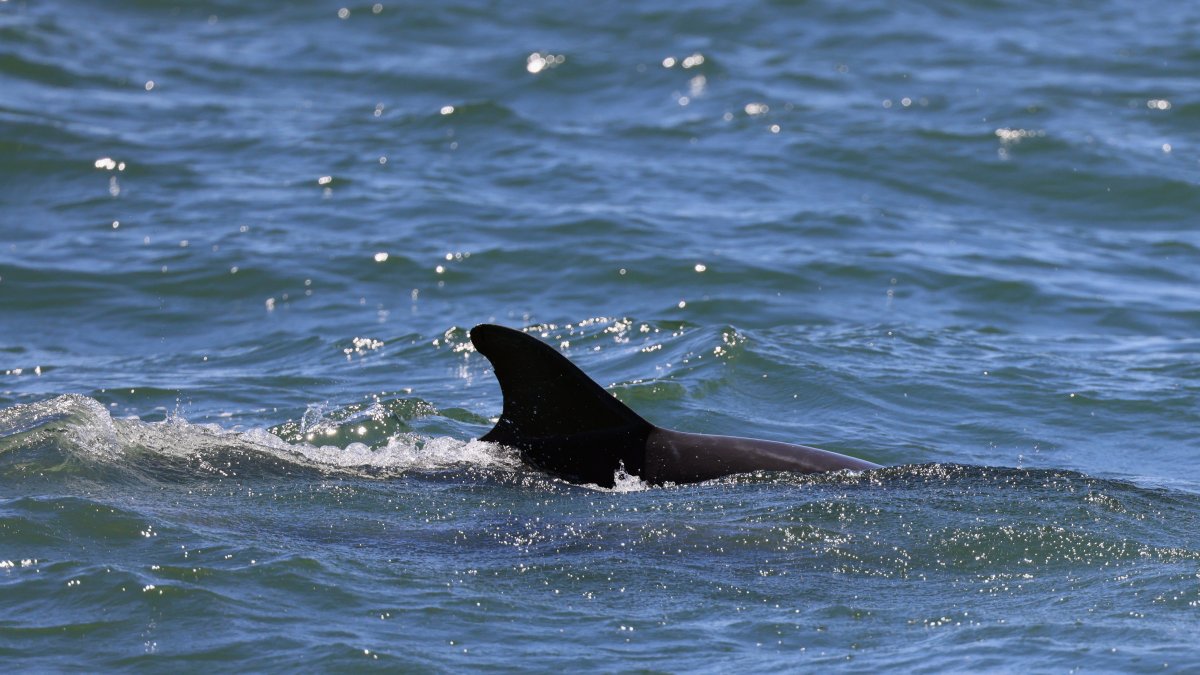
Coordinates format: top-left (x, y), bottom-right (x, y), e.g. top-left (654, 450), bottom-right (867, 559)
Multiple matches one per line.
top-left (471, 324), bottom-right (880, 487)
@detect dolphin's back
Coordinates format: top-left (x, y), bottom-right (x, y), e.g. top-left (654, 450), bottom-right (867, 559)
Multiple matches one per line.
top-left (644, 428), bottom-right (881, 485)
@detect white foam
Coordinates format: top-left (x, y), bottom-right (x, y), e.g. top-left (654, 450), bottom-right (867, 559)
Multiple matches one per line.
top-left (2, 395), bottom-right (521, 479)
top-left (274, 434), bottom-right (521, 473)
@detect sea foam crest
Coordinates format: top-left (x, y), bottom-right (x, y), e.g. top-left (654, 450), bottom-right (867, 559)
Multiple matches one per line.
top-left (0, 395), bottom-right (520, 478)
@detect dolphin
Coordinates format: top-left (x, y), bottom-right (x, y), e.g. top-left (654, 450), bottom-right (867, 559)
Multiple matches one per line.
top-left (470, 324), bottom-right (880, 487)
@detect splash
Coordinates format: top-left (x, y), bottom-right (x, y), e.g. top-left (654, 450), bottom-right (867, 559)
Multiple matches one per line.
top-left (0, 394), bottom-right (120, 459)
top-left (576, 462), bottom-right (653, 493)
top-left (0, 395), bottom-right (521, 480)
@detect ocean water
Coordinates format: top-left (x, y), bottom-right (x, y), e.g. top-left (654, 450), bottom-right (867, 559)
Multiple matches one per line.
top-left (3, 0), bottom-right (1199, 670)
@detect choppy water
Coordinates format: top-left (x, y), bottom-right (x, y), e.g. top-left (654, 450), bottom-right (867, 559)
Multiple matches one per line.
top-left (3, 0), bottom-right (1199, 670)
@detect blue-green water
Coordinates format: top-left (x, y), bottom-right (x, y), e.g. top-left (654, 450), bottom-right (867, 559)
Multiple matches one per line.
top-left (3, 0), bottom-right (1199, 670)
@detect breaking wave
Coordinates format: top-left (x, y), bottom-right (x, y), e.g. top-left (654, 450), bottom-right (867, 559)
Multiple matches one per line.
top-left (0, 394), bottom-right (522, 481)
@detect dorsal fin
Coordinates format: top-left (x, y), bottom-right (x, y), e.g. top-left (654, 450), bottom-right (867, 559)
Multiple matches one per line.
top-left (470, 324), bottom-right (653, 485)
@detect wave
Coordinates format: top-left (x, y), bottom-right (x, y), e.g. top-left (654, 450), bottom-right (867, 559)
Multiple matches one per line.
top-left (0, 394), bottom-right (521, 483)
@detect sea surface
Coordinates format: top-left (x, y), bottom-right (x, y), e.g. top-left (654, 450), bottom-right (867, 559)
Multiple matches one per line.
top-left (3, 0), bottom-right (1199, 671)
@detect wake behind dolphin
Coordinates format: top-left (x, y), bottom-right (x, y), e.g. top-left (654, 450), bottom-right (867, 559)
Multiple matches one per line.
top-left (470, 324), bottom-right (880, 487)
